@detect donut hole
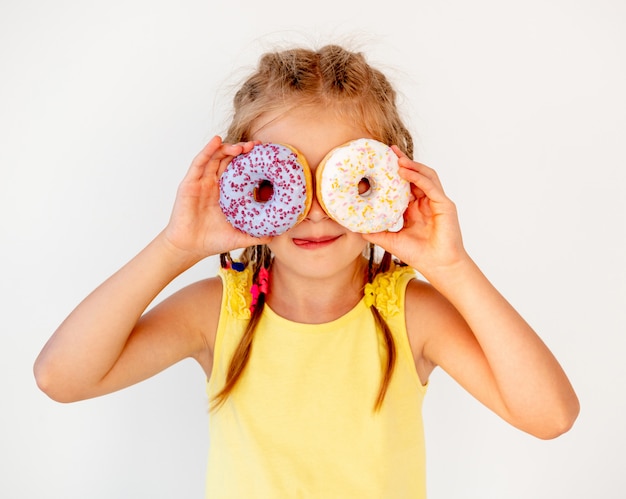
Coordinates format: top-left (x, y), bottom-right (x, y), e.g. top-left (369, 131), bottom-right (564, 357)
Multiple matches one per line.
top-left (358, 177), bottom-right (372, 197)
top-left (254, 180), bottom-right (274, 202)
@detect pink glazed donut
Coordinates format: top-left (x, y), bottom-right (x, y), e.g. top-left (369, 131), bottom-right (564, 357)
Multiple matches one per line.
top-left (316, 138), bottom-right (410, 233)
top-left (219, 143), bottom-right (312, 237)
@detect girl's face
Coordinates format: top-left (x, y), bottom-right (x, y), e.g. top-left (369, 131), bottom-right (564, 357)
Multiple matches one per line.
top-left (250, 106), bottom-right (371, 280)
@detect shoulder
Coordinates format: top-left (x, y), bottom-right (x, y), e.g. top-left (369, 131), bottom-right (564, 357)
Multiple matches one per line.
top-left (405, 277), bottom-right (464, 324)
top-left (405, 277), bottom-right (445, 308)
top-left (148, 276), bottom-right (224, 350)
top-left (160, 275), bottom-right (223, 312)
top-left (404, 277), bottom-right (470, 382)
top-left (182, 276), bottom-right (223, 335)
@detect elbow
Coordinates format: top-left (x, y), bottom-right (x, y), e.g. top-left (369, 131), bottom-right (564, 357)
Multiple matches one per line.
top-left (547, 404), bottom-right (580, 440)
top-left (33, 358), bottom-right (62, 402)
top-left (527, 397), bottom-right (581, 440)
top-left (33, 356), bottom-right (82, 404)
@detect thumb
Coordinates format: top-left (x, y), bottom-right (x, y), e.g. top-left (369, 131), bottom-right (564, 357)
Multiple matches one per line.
top-left (362, 230), bottom-right (397, 252)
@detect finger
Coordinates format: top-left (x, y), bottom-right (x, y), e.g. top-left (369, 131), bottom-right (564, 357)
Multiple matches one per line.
top-left (400, 158), bottom-right (442, 186)
top-left (233, 232), bottom-right (274, 250)
top-left (400, 166), bottom-right (448, 203)
top-left (411, 186), bottom-right (426, 201)
top-left (218, 141), bottom-right (255, 158)
top-left (391, 145), bottom-right (422, 170)
top-left (391, 147), bottom-right (442, 184)
top-left (361, 229), bottom-right (399, 253)
top-left (187, 138), bottom-right (257, 183)
top-left (181, 136), bottom-right (224, 182)
top-left (395, 154), bottom-right (446, 197)
top-left (215, 141), bottom-right (259, 178)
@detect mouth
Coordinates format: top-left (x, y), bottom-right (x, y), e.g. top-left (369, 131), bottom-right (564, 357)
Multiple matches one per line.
top-left (292, 234), bottom-right (342, 249)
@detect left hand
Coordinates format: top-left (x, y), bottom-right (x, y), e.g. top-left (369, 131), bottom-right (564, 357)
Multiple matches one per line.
top-left (363, 146), bottom-right (468, 278)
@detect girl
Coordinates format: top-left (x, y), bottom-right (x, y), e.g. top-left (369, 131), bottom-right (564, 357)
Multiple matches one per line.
top-left (34, 44), bottom-right (579, 498)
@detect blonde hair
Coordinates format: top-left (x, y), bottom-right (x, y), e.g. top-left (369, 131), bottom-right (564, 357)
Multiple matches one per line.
top-left (213, 44), bottom-right (413, 411)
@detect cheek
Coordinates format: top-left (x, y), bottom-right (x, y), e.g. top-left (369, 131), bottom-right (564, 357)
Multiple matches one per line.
top-left (266, 231), bottom-right (309, 260)
top-left (266, 234), bottom-right (290, 254)
top-left (345, 233), bottom-right (368, 254)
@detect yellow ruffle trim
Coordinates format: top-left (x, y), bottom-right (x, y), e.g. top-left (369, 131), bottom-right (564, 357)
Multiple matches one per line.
top-left (364, 265), bottom-right (415, 320)
top-left (220, 264), bottom-right (414, 321)
top-left (219, 267), bottom-right (253, 320)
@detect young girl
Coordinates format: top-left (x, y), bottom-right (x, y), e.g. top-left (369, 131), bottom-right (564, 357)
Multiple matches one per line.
top-left (34, 44), bottom-right (579, 498)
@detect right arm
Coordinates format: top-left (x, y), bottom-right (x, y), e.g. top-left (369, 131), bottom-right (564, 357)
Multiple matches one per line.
top-left (34, 136), bottom-right (265, 402)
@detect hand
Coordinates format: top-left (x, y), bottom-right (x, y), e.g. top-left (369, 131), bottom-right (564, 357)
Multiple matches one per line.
top-left (363, 146), bottom-right (468, 279)
top-left (162, 136), bottom-right (270, 260)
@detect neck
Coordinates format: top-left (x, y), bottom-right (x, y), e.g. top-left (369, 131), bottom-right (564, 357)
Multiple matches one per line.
top-left (266, 258), bottom-right (368, 324)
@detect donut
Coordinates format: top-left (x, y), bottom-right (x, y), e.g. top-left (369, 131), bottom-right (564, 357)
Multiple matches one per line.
top-left (219, 143), bottom-right (312, 237)
top-left (316, 138), bottom-right (410, 233)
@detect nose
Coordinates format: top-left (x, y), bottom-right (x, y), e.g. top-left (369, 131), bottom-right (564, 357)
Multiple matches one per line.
top-left (305, 191), bottom-right (329, 223)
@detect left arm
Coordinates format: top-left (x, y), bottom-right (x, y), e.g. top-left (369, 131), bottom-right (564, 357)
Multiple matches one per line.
top-left (365, 147), bottom-right (579, 439)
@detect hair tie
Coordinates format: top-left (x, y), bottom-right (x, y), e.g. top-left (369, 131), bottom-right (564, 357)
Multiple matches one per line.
top-left (250, 267), bottom-right (269, 313)
top-left (231, 261), bottom-right (246, 272)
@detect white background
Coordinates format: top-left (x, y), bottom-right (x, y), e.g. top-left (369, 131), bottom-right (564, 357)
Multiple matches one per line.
top-left (2, 0), bottom-right (625, 497)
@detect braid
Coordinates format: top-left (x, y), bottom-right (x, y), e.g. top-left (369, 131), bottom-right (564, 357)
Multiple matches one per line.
top-left (212, 246), bottom-right (271, 410)
top-left (367, 245), bottom-right (397, 411)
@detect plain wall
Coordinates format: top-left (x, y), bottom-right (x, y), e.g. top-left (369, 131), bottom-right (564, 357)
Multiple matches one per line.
top-left (2, 0), bottom-right (625, 497)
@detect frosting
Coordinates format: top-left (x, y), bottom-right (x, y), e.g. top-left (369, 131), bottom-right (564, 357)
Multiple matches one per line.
top-left (219, 143), bottom-right (312, 237)
top-left (316, 138), bottom-right (410, 233)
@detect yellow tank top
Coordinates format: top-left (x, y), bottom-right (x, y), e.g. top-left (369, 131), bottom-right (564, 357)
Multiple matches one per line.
top-left (206, 265), bottom-right (427, 498)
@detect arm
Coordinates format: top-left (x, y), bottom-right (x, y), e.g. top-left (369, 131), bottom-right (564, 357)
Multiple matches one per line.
top-left (34, 136), bottom-right (265, 402)
top-left (365, 147), bottom-right (579, 439)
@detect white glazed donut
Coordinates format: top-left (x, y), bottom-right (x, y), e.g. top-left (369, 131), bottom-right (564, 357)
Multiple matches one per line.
top-left (219, 143), bottom-right (312, 237)
top-left (316, 138), bottom-right (410, 233)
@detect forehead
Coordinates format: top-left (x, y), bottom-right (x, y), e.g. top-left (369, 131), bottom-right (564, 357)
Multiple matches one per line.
top-left (250, 107), bottom-right (372, 168)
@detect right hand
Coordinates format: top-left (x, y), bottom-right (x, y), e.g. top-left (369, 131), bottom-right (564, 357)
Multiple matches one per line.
top-left (162, 136), bottom-right (270, 260)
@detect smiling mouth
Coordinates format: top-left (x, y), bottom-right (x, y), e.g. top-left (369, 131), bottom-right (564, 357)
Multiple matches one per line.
top-left (292, 235), bottom-right (342, 248)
